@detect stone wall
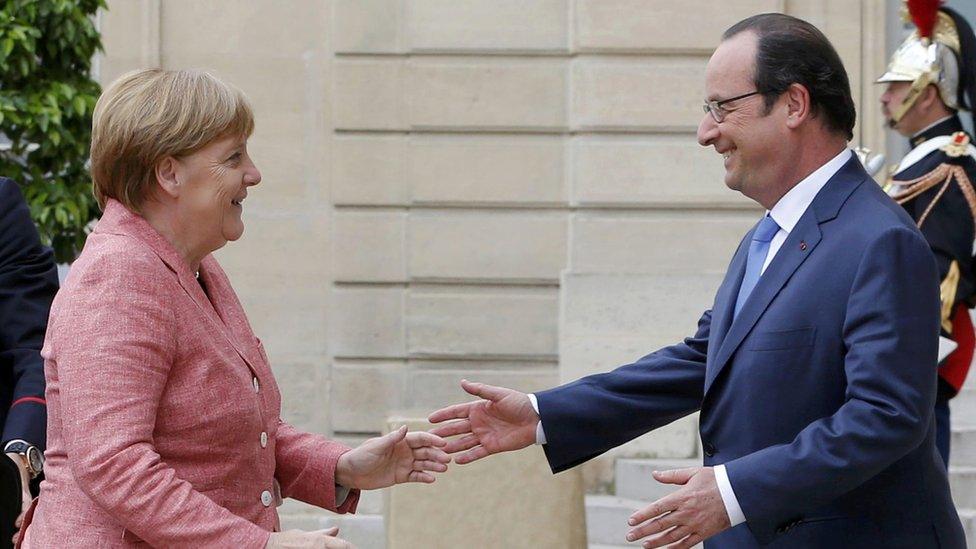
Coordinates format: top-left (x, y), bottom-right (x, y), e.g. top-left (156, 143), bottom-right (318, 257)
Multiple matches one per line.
top-left (96, 0), bottom-right (890, 527)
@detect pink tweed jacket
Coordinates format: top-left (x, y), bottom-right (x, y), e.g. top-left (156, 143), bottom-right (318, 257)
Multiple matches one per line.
top-left (23, 200), bottom-right (359, 548)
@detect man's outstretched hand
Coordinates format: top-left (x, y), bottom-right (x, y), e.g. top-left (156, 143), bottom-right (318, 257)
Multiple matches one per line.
top-left (427, 380), bottom-right (539, 464)
top-left (626, 467), bottom-right (731, 548)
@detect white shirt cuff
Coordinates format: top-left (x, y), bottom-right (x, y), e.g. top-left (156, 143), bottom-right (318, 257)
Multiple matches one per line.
top-left (714, 464), bottom-right (746, 527)
top-left (527, 393), bottom-right (547, 445)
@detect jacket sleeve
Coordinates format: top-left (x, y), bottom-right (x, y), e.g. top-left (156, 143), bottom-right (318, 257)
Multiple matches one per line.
top-left (535, 309), bottom-right (711, 473)
top-left (53, 252), bottom-right (270, 548)
top-left (274, 421), bottom-right (360, 513)
top-left (0, 178), bottom-right (57, 450)
top-left (725, 226), bottom-right (940, 544)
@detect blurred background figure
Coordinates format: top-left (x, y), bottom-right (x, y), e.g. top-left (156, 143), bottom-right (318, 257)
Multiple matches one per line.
top-left (878, 1), bottom-right (976, 467)
top-left (19, 69), bottom-right (448, 549)
top-left (0, 178), bottom-right (57, 549)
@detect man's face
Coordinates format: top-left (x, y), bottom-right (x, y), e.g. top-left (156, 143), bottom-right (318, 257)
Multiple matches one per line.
top-left (879, 81), bottom-right (921, 136)
top-left (697, 31), bottom-right (786, 203)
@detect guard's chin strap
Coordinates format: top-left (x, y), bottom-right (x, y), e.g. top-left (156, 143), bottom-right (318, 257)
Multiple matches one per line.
top-left (890, 72), bottom-right (936, 126)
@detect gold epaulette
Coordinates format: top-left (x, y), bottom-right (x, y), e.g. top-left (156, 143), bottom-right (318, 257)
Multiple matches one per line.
top-left (942, 131), bottom-right (971, 158)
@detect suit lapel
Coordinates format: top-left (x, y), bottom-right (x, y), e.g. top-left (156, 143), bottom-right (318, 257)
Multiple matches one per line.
top-left (707, 235), bottom-right (749, 362)
top-left (704, 154), bottom-right (866, 396)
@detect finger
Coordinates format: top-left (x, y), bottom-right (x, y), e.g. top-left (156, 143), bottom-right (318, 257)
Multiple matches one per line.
top-left (652, 467), bottom-right (698, 486)
top-left (460, 379), bottom-right (510, 402)
top-left (428, 402), bottom-right (477, 424)
top-left (443, 434), bottom-right (480, 454)
top-left (627, 511), bottom-right (679, 542)
top-left (405, 431), bottom-right (447, 448)
top-left (427, 419), bottom-right (471, 438)
top-left (669, 532), bottom-right (703, 549)
top-left (324, 536), bottom-right (355, 549)
top-left (629, 496), bottom-right (679, 526)
top-left (454, 445), bottom-right (490, 465)
top-left (407, 470), bottom-right (437, 483)
top-left (640, 524), bottom-right (690, 548)
top-left (413, 459), bottom-right (449, 472)
top-left (412, 446), bottom-right (451, 463)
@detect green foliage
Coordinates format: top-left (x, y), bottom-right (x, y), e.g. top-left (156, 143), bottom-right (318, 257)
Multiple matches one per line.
top-left (0, 0), bottom-right (105, 263)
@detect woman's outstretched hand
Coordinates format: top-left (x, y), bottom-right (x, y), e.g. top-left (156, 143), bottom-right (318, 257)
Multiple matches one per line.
top-left (335, 426), bottom-right (450, 490)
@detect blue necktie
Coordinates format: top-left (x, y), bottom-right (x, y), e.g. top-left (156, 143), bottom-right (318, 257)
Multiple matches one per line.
top-left (734, 215), bottom-right (780, 317)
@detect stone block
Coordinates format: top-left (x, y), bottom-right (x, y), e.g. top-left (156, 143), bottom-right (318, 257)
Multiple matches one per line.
top-left (572, 135), bottom-right (754, 207)
top-left (331, 360), bottom-right (407, 432)
top-left (407, 289), bottom-right (558, 357)
top-left (333, 0), bottom-right (401, 53)
top-left (332, 137), bottom-right (409, 206)
top-left (951, 427), bottom-right (976, 468)
top-left (559, 272), bottom-right (723, 380)
top-left (273, 361), bottom-right (329, 433)
top-left (950, 466), bottom-right (976, 510)
top-left (406, 59), bottom-right (567, 130)
top-left (575, 0), bottom-right (782, 52)
top-left (334, 212), bottom-right (407, 282)
top-left (98, 0), bottom-right (159, 85)
top-left (573, 58), bottom-right (706, 131)
top-left (407, 212), bottom-right (567, 282)
top-left (404, 362), bottom-right (558, 410)
top-left (404, 0), bottom-right (568, 52)
top-left (334, 60), bottom-right (405, 130)
top-left (160, 0), bottom-right (326, 58)
top-left (408, 135), bottom-right (567, 206)
top-left (571, 212), bottom-right (758, 275)
top-left (331, 288), bottom-right (406, 358)
top-left (386, 417), bottom-right (586, 549)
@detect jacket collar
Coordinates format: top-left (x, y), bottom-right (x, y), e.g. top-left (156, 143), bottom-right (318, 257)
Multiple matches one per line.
top-left (910, 114), bottom-right (965, 148)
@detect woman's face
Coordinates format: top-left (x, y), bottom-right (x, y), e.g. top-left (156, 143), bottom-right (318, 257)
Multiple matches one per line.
top-left (173, 134), bottom-right (261, 251)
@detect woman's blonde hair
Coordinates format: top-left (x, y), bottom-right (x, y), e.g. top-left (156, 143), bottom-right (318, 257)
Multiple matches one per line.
top-left (90, 68), bottom-right (255, 211)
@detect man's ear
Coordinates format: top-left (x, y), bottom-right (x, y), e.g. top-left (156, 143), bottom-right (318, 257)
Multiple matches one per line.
top-left (784, 83), bottom-right (811, 129)
top-left (155, 156), bottom-right (181, 199)
top-left (917, 84), bottom-right (941, 112)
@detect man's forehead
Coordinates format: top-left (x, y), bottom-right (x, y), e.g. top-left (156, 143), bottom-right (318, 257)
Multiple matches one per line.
top-left (704, 32), bottom-right (757, 97)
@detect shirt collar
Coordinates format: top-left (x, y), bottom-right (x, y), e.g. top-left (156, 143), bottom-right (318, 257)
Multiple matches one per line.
top-left (768, 148), bottom-right (852, 234)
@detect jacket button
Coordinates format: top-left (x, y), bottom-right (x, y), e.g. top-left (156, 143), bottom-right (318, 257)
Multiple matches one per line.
top-left (253, 376), bottom-right (260, 393)
top-left (261, 490), bottom-right (273, 507)
top-left (703, 442), bottom-right (716, 457)
top-left (260, 432), bottom-right (268, 448)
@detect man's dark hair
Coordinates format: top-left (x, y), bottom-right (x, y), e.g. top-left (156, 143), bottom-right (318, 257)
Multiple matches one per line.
top-left (723, 13), bottom-right (856, 141)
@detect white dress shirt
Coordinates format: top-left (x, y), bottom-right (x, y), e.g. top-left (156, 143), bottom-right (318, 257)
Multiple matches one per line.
top-left (530, 148), bottom-right (854, 527)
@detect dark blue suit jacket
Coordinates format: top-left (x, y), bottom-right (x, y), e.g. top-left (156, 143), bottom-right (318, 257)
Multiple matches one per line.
top-left (0, 178), bottom-right (57, 450)
top-left (536, 155), bottom-right (966, 547)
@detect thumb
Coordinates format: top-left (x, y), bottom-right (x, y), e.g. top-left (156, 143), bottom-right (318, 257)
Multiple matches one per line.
top-left (317, 527), bottom-right (340, 537)
top-left (460, 379), bottom-right (509, 402)
top-left (652, 467), bottom-right (698, 486)
top-left (384, 425), bottom-right (408, 445)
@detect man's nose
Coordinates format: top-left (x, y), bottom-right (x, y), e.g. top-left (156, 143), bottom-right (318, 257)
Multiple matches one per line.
top-left (697, 113), bottom-right (718, 147)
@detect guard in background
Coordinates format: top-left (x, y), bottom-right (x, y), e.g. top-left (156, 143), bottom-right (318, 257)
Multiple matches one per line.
top-left (878, 1), bottom-right (976, 467)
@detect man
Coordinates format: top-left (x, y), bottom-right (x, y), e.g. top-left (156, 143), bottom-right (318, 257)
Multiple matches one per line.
top-left (429, 13), bottom-right (966, 548)
top-left (878, 3), bottom-right (976, 467)
top-left (0, 177), bottom-right (57, 547)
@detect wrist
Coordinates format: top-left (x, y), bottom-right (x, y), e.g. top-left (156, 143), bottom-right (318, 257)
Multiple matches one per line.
top-left (335, 450), bottom-right (354, 488)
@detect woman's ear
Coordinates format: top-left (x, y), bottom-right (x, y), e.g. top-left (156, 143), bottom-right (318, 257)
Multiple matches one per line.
top-left (154, 157), bottom-right (181, 199)
top-left (784, 82), bottom-right (811, 129)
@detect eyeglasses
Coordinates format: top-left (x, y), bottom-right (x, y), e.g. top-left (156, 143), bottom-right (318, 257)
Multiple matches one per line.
top-left (702, 90), bottom-right (764, 123)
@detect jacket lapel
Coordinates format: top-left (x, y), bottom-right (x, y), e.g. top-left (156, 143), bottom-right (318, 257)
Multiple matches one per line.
top-left (94, 200), bottom-right (262, 375)
top-left (704, 155), bottom-right (867, 396)
top-left (707, 236), bottom-right (749, 362)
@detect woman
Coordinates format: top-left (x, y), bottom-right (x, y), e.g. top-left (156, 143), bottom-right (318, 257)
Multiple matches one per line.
top-left (20, 69), bottom-right (449, 548)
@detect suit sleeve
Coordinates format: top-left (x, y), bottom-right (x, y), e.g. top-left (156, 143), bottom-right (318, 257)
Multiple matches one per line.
top-left (725, 226), bottom-right (940, 543)
top-left (0, 178), bottom-right (57, 450)
top-left (534, 309), bottom-right (711, 473)
top-left (54, 253), bottom-right (270, 548)
top-left (274, 421), bottom-right (360, 513)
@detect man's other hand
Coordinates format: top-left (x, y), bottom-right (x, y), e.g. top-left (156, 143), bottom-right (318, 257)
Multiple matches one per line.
top-left (427, 379), bottom-right (539, 464)
top-left (626, 466), bottom-right (731, 548)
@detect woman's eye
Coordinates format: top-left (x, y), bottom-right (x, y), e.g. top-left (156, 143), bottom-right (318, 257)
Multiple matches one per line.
top-left (228, 152), bottom-right (242, 162)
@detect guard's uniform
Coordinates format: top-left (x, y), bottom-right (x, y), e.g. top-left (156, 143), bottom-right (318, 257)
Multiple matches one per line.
top-left (888, 116), bottom-right (976, 464)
